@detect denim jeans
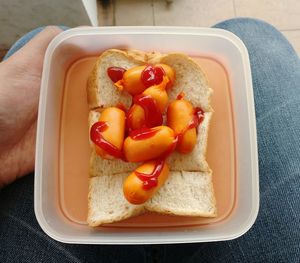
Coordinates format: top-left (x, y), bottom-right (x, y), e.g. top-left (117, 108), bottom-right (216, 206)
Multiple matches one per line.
top-left (0, 18), bottom-right (299, 262)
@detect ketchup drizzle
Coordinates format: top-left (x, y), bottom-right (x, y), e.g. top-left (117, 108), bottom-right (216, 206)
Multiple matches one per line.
top-left (90, 121), bottom-right (123, 159)
top-left (127, 94), bottom-right (163, 131)
top-left (176, 107), bottom-right (204, 140)
top-left (135, 94), bottom-right (162, 127)
top-left (107, 67), bottom-right (126, 83)
top-left (116, 103), bottom-right (127, 112)
top-left (129, 127), bottom-right (159, 140)
top-left (188, 107), bottom-right (205, 129)
top-left (174, 93), bottom-right (205, 139)
top-left (141, 65), bottom-right (165, 88)
top-left (135, 159), bottom-right (165, 190)
top-left (176, 92), bottom-right (185, 100)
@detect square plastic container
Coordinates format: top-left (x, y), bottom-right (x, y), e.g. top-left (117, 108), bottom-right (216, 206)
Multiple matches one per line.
top-left (35, 27), bottom-right (259, 244)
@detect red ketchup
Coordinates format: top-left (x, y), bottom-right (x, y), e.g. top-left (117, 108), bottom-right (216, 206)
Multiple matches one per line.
top-left (175, 92), bottom-right (205, 139)
top-left (127, 94), bottom-right (163, 131)
top-left (189, 107), bottom-right (205, 129)
top-left (129, 127), bottom-right (159, 140)
top-left (135, 159), bottom-right (165, 190)
top-left (116, 103), bottom-right (127, 112)
top-left (141, 65), bottom-right (165, 88)
top-left (90, 121), bottom-right (123, 159)
top-left (176, 107), bottom-right (204, 141)
top-left (175, 107), bottom-right (204, 145)
top-left (176, 92), bottom-right (185, 100)
top-left (107, 67), bottom-right (126, 83)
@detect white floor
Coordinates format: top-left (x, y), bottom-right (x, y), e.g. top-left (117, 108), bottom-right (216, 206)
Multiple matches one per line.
top-left (98, 0), bottom-right (300, 56)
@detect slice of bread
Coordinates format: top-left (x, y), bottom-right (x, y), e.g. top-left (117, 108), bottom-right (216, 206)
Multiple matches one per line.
top-left (87, 49), bottom-right (213, 112)
top-left (87, 170), bottom-right (216, 226)
top-left (89, 110), bottom-right (212, 173)
top-left (145, 171), bottom-right (216, 217)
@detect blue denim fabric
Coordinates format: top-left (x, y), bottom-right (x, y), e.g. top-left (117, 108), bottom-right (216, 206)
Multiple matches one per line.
top-left (0, 19), bottom-right (299, 262)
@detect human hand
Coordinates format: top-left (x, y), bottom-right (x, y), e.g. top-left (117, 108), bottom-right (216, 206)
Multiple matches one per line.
top-left (0, 26), bottom-right (62, 188)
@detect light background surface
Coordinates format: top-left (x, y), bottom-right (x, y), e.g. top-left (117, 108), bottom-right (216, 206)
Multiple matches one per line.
top-left (98, 0), bottom-right (300, 56)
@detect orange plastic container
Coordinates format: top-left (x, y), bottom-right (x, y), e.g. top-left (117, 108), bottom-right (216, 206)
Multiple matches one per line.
top-left (35, 27), bottom-right (259, 244)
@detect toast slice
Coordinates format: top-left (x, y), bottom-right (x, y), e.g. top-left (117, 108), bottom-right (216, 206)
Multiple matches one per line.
top-left (145, 171), bottom-right (216, 217)
top-left (88, 171), bottom-right (216, 226)
top-left (89, 110), bottom-right (212, 173)
top-left (87, 49), bottom-right (213, 111)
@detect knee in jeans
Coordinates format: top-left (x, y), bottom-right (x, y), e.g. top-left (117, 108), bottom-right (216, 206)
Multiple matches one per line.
top-left (213, 17), bottom-right (280, 35)
top-left (212, 17), bottom-right (295, 53)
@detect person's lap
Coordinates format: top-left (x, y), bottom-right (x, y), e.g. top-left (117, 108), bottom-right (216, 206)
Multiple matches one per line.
top-left (1, 18), bottom-right (299, 262)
